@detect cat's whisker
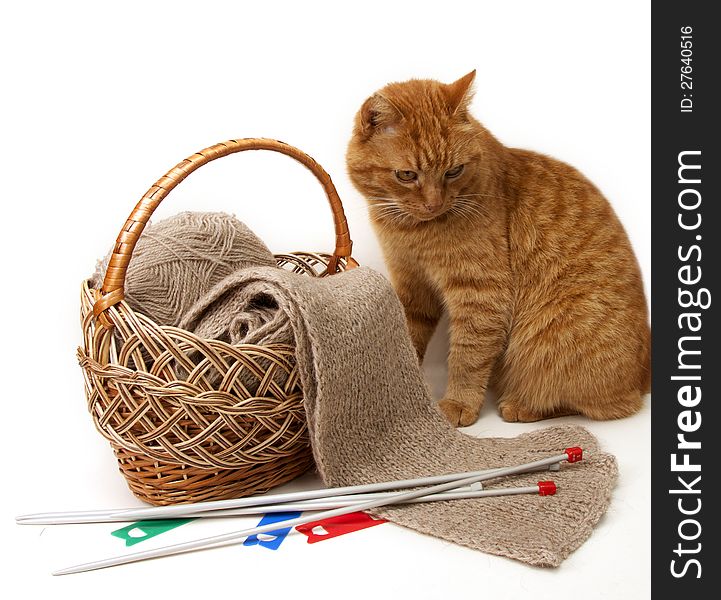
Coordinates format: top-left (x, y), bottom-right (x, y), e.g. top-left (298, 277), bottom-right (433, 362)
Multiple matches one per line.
top-left (451, 206), bottom-right (471, 221)
top-left (396, 210), bottom-right (416, 226)
top-left (458, 197), bottom-right (485, 210)
top-left (370, 205), bottom-right (402, 218)
top-left (368, 201), bottom-right (403, 213)
top-left (368, 202), bottom-right (399, 209)
top-left (368, 197), bottom-right (400, 203)
top-left (463, 205), bottom-right (486, 220)
top-left (450, 199), bottom-right (484, 221)
top-left (370, 204), bottom-right (415, 226)
top-left (368, 203), bottom-right (402, 215)
top-left (456, 193), bottom-right (508, 201)
top-left (368, 207), bottom-right (398, 217)
top-left (372, 204), bottom-right (419, 227)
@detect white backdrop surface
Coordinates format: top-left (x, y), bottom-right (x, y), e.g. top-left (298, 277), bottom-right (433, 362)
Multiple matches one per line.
top-left (1, 1), bottom-right (650, 598)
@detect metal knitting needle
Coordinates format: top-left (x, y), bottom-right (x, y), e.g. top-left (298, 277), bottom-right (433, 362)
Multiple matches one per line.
top-left (13, 472), bottom-right (497, 524)
top-left (17, 509), bottom-right (118, 523)
top-left (170, 482), bottom-right (556, 514)
top-left (17, 486), bottom-right (481, 525)
top-left (95, 447), bottom-right (579, 523)
top-left (16, 451), bottom-right (571, 525)
top-left (17, 485), bottom-right (476, 525)
top-left (53, 450), bottom-right (579, 575)
top-left (18, 482), bottom-right (554, 525)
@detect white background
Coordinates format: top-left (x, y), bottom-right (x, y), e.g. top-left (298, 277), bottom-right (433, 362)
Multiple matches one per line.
top-left (1, 1), bottom-right (650, 598)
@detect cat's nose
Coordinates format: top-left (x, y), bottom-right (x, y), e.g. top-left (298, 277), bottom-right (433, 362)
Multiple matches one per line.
top-left (423, 198), bottom-right (444, 213)
top-left (422, 190), bottom-right (444, 213)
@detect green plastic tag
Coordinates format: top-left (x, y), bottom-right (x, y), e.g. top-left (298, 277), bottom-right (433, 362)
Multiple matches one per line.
top-left (111, 519), bottom-right (195, 547)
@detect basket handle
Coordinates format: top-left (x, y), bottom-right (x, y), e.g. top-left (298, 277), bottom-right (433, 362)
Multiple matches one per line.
top-left (94, 138), bottom-right (357, 325)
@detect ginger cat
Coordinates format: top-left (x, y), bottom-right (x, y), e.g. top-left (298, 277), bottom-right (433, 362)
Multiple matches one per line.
top-left (346, 71), bottom-right (650, 426)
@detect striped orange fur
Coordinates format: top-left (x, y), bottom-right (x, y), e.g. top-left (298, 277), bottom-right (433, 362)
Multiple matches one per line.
top-left (346, 71), bottom-right (650, 426)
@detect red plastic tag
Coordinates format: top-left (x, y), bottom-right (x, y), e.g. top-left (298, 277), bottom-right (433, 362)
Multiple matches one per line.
top-left (296, 511), bottom-right (386, 544)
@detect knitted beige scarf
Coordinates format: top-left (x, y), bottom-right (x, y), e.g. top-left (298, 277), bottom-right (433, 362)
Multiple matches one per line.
top-left (180, 265), bottom-right (617, 567)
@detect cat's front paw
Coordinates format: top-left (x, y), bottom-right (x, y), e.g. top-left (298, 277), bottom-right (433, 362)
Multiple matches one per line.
top-left (437, 397), bottom-right (480, 427)
top-left (498, 401), bottom-right (546, 423)
top-left (498, 402), bottom-right (522, 422)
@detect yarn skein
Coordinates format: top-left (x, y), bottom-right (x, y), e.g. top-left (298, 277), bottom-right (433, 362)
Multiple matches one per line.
top-left (91, 211), bottom-right (277, 326)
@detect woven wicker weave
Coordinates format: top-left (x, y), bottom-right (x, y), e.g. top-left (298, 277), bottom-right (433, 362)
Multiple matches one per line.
top-left (79, 139), bottom-right (357, 505)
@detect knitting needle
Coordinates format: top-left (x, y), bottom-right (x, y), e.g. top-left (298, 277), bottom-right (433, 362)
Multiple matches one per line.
top-left (17, 485), bottom-right (480, 525)
top-left (189, 482), bottom-right (556, 513)
top-left (18, 482), bottom-right (552, 525)
top-left (183, 481), bottom-right (557, 512)
top-left (17, 486), bottom-right (481, 525)
top-left (94, 447), bottom-right (581, 523)
top-left (17, 449), bottom-right (574, 525)
top-left (52, 451), bottom-right (579, 575)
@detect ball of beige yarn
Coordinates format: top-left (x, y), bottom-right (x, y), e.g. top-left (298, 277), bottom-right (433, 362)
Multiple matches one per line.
top-left (91, 211), bottom-right (276, 326)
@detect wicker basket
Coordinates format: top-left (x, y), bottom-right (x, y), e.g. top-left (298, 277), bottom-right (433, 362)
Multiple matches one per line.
top-left (79, 138), bottom-right (358, 506)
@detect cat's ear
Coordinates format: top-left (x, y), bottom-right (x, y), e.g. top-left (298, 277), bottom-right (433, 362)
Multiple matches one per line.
top-left (357, 94), bottom-right (402, 138)
top-left (445, 69), bottom-right (476, 115)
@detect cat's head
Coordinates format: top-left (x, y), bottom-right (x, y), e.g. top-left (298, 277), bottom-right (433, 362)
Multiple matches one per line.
top-left (347, 70), bottom-right (492, 224)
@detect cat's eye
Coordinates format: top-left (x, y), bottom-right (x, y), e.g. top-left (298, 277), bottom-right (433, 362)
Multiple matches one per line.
top-left (445, 164), bottom-right (465, 178)
top-left (395, 170), bottom-right (418, 183)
